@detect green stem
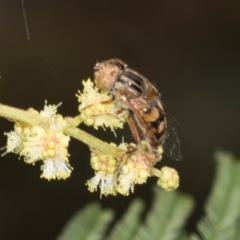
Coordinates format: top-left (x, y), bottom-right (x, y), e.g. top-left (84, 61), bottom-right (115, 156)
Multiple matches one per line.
top-left (0, 104), bottom-right (41, 125)
top-left (0, 103), bottom-right (124, 158)
top-left (71, 115), bottom-right (83, 127)
top-left (152, 168), bottom-right (161, 177)
top-left (64, 127), bottom-right (124, 158)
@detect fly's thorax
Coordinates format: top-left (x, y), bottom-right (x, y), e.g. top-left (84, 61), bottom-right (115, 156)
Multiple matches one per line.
top-left (118, 68), bottom-right (150, 96)
top-left (112, 80), bottom-right (143, 110)
top-left (145, 84), bottom-right (159, 101)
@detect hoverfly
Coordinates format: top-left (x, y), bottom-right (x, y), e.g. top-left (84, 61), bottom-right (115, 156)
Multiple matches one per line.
top-left (94, 58), bottom-right (182, 161)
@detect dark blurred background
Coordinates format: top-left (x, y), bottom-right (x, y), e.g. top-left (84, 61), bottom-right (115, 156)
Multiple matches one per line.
top-left (0, 0), bottom-right (240, 239)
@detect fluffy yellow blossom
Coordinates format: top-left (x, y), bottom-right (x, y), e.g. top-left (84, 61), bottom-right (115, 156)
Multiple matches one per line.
top-left (116, 143), bottom-right (158, 196)
top-left (86, 171), bottom-right (117, 198)
top-left (76, 79), bottom-right (128, 130)
top-left (86, 142), bottom-right (127, 197)
top-left (4, 102), bottom-right (72, 180)
top-left (41, 159), bottom-right (73, 180)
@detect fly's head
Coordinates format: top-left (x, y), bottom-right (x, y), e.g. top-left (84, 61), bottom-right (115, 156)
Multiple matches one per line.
top-left (94, 58), bottom-right (127, 91)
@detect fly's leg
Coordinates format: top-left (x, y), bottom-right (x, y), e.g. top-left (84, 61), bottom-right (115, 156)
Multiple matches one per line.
top-left (80, 99), bottom-right (114, 112)
top-left (81, 99), bottom-right (124, 118)
top-left (115, 113), bottom-right (146, 178)
top-left (128, 114), bottom-right (142, 145)
top-left (115, 139), bottom-right (139, 179)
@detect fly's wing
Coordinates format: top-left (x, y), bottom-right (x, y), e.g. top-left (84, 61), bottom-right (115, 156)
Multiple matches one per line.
top-left (163, 118), bottom-right (183, 161)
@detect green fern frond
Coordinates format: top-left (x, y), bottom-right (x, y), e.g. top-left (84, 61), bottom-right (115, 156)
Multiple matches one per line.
top-left (56, 202), bottom-right (114, 240)
top-left (236, 218), bottom-right (240, 240)
top-left (197, 151), bottom-right (240, 240)
top-left (178, 231), bottom-right (193, 240)
top-left (189, 234), bottom-right (201, 240)
top-left (107, 199), bottom-right (145, 240)
top-left (133, 187), bottom-right (194, 240)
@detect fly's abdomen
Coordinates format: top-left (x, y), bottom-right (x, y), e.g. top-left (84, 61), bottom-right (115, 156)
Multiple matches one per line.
top-left (144, 102), bottom-right (167, 148)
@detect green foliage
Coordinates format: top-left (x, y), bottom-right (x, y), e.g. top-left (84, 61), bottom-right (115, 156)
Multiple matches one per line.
top-left (133, 188), bottom-right (194, 240)
top-left (236, 219), bottom-right (240, 240)
top-left (107, 199), bottom-right (145, 240)
top-left (56, 151), bottom-right (240, 240)
top-left (56, 202), bottom-right (114, 240)
top-left (194, 151), bottom-right (240, 240)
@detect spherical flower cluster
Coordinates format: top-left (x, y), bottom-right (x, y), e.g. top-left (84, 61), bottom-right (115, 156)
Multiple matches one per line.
top-left (116, 142), bottom-right (160, 196)
top-left (90, 143), bottom-right (120, 174)
top-left (76, 79), bottom-right (128, 131)
top-left (157, 166), bottom-right (180, 191)
top-left (86, 142), bottom-right (127, 197)
top-left (4, 102), bottom-right (72, 180)
top-left (117, 152), bottom-right (153, 195)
